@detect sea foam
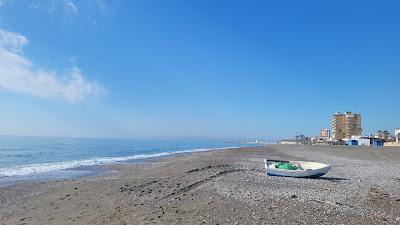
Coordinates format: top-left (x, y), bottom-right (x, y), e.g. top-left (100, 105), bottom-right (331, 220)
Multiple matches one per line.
top-left (0, 147), bottom-right (236, 177)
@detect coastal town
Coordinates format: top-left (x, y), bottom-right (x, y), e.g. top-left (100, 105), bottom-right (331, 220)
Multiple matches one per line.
top-left (280, 111), bottom-right (400, 147)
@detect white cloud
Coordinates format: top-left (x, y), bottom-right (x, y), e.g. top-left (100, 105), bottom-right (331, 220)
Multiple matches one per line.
top-left (0, 28), bottom-right (105, 103)
top-left (0, 29), bottom-right (28, 53)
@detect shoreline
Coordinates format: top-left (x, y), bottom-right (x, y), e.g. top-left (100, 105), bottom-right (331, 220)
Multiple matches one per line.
top-left (0, 145), bottom-right (255, 188)
top-left (1, 145), bottom-right (400, 224)
top-left (0, 146), bottom-right (260, 207)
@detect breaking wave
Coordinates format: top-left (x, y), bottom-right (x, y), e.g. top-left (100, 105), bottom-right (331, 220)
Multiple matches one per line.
top-left (0, 147), bottom-right (237, 177)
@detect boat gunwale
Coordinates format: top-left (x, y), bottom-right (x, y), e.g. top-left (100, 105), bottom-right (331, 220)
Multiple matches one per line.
top-left (264, 159), bottom-right (331, 178)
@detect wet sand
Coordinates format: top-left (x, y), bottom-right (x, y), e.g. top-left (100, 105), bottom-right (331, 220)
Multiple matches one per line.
top-left (1, 145), bottom-right (400, 225)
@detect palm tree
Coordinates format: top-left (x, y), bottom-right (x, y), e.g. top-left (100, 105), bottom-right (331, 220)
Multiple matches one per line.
top-left (382, 130), bottom-right (390, 141)
top-left (377, 130), bottom-right (383, 138)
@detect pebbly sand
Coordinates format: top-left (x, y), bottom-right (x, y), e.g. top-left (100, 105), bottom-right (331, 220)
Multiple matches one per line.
top-left (1, 145), bottom-right (400, 225)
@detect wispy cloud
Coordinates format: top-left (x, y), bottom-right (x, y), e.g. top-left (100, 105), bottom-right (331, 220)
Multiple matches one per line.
top-left (27, 1), bottom-right (77, 18)
top-left (64, 0), bottom-right (78, 16)
top-left (29, 0), bottom-right (56, 13)
top-left (63, 0), bottom-right (78, 24)
top-left (2, 0), bottom-right (118, 29)
top-left (0, 28), bottom-right (106, 103)
top-left (0, 29), bottom-right (28, 53)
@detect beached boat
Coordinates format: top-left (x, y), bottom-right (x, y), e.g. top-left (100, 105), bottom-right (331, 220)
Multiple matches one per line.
top-left (264, 159), bottom-right (331, 178)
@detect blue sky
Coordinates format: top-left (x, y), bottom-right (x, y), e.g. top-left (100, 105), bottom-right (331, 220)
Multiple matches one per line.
top-left (0, 0), bottom-right (399, 140)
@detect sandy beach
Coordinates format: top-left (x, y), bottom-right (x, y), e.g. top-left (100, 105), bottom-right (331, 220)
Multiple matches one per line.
top-left (1, 145), bottom-right (400, 225)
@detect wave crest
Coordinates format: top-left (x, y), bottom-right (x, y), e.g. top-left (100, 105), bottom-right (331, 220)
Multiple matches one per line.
top-left (0, 147), bottom-right (237, 177)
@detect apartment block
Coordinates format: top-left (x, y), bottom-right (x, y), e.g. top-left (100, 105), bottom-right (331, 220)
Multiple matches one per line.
top-left (332, 112), bottom-right (362, 140)
top-left (320, 129), bottom-right (331, 138)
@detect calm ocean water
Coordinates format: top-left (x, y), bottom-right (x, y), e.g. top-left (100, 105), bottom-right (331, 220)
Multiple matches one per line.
top-left (0, 136), bottom-right (258, 185)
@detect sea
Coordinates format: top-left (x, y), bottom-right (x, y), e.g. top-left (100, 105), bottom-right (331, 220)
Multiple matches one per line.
top-left (0, 136), bottom-right (261, 186)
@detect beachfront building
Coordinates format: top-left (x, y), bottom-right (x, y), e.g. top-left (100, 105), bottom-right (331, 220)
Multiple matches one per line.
top-left (348, 136), bottom-right (371, 146)
top-left (332, 112), bottom-right (362, 140)
top-left (374, 130), bottom-right (391, 141)
top-left (347, 139), bottom-right (359, 146)
top-left (357, 138), bottom-right (371, 146)
top-left (311, 129), bottom-right (332, 146)
top-left (320, 129), bottom-right (331, 138)
top-left (384, 129), bottom-right (400, 146)
top-left (347, 136), bottom-right (384, 147)
top-left (371, 138), bottom-right (384, 147)
top-left (279, 140), bottom-right (297, 145)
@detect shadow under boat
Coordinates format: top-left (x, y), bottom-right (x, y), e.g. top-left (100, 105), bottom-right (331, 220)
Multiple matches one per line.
top-left (308, 176), bottom-right (348, 181)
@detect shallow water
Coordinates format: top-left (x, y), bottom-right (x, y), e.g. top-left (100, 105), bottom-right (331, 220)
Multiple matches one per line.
top-left (0, 136), bottom-right (258, 184)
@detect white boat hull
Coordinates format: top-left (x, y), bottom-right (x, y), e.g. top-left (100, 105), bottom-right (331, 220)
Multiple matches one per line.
top-left (265, 159), bottom-right (331, 178)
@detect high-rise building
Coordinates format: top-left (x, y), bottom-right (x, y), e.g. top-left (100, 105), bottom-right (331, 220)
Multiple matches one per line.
top-left (332, 112), bottom-right (362, 140)
top-left (395, 129), bottom-right (400, 143)
top-left (320, 129), bottom-right (331, 138)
